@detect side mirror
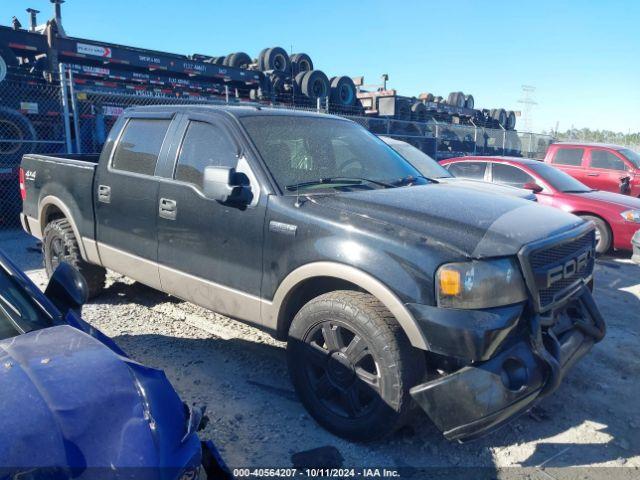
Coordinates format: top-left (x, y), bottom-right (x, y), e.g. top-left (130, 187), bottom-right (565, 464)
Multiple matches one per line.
top-left (44, 262), bottom-right (89, 313)
top-left (523, 181), bottom-right (543, 193)
top-left (203, 166), bottom-right (248, 203)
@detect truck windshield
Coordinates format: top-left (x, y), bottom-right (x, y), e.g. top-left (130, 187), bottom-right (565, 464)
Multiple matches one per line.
top-left (0, 265), bottom-right (53, 341)
top-left (528, 162), bottom-right (593, 193)
top-left (620, 148), bottom-right (640, 169)
top-left (240, 115), bottom-right (427, 193)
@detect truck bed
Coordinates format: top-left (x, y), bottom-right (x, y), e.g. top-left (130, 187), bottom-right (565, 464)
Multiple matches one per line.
top-left (20, 153), bottom-right (98, 242)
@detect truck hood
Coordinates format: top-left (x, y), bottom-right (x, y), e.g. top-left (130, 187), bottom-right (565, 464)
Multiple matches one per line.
top-left (0, 324), bottom-right (201, 472)
top-left (437, 177), bottom-right (537, 201)
top-left (312, 184), bottom-right (584, 258)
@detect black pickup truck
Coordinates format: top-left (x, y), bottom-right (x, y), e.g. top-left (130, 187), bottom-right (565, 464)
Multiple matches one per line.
top-left (20, 105), bottom-right (605, 442)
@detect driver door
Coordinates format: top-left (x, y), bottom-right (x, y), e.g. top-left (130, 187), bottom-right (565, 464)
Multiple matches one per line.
top-left (156, 113), bottom-right (267, 325)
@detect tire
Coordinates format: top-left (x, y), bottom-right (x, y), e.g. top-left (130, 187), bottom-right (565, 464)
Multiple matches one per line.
top-left (506, 110), bottom-right (516, 130)
top-left (213, 56), bottom-right (226, 65)
top-left (0, 107), bottom-right (37, 166)
top-left (301, 70), bottom-right (330, 99)
top-left (263, 47), bottom-right (291, 73)
top-left (447, 91), bottom-right (465, 108)
top-left (287, 291), bottom-right (425, 442)
top-left (43, 219), bottom-right (106, 299)
top-left (0, 53), bottom-right (7, 84)
top-left (419, 92), bottom-right (434, 103)
top-left (329, 76), bottom-right (357, 107)
top-left (228, 52), bottom-right (251, 69)
top-left (579, 215), bottom-right (612, 254)
top-left (291, 53), bottom-right (314, 76)
top-left (410, 101), bottom-right (427, 122)
top-left (257, 48), bottom-right (269, 71)
top-left (464, 94), bottom-right (474, 109)
top-left (492, 108), bottom-right (507, 127)
top-left (266, 70), bottom-right (288, 98)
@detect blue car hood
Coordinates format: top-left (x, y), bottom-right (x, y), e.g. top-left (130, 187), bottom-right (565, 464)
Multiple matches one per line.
top-left (0, 323), bottom-right (200, 475)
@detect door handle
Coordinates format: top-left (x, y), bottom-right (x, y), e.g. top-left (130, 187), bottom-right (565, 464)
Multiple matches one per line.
top-left (98, 185), bottom-right (111, 203)
top-left (159, 198), bottom-right (177, 220)
top-left (586, 173), bottom-right (600, 177)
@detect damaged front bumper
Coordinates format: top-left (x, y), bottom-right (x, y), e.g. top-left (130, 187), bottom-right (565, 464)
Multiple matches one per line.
top-left (408, 286), bottom-right (605, 442)
top-left (632, 229), bottom-right (640, 264)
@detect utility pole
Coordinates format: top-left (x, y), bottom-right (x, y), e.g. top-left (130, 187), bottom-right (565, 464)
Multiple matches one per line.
top-left (517, 85), bottom-right (537, 132)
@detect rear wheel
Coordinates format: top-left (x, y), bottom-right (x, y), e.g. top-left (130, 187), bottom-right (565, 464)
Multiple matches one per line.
top-left (43, 219), bottom-right (106, 298)
top-left (287, 291), bottom-right (425, 442)
top-left (580, 215), bottom-right (612, 254)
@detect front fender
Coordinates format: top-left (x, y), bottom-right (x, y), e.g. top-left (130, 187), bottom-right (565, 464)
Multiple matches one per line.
top-left (264, 261), bottom-right (430, 350)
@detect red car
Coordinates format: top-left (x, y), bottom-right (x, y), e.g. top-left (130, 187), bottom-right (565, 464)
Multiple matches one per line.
top-left (442, 156), bottom-right (640, 254)
top-left (543, 142), bottom-right (640, 197)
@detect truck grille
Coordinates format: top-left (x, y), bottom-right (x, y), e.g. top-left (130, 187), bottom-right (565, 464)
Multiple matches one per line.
top-left (525, 229), bottom-right (596, 311)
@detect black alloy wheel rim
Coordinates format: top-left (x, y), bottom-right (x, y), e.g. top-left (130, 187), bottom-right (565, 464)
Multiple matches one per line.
top-left (49, 236), bottom-right (69, 270)
top-left (302, 320), bottom-right (382, 419)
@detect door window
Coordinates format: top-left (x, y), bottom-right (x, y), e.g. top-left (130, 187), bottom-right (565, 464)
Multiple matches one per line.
top-left (589, 150), bottom-right (627, 171)
top-left (112, 119), bottom-right (171, 175)
top-left (174, 121), bottom-right (238, 189)
top-left (551, 148), bottom-right (584, 166)
top-left (491, 163), bottom-right (535, 188)
top-left (446, 162), bottom-right (487, 180)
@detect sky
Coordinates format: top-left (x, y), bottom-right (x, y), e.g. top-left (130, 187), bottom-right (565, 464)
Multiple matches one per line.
top-left (2, 0), bottom-right (639, 134)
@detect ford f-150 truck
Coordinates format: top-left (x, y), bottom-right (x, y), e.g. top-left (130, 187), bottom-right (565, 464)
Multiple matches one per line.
top-left (20, 105), bottom-right (606, 442)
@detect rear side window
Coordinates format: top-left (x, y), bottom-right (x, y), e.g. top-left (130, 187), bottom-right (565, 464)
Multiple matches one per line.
top-left (552, 148), bottom-right (584, 166)
top-left (112, 119), bottom-right (171, 175)
top-left (174, 121), bottom-right (238, 189)
top-left (447, 162), bottom-right (487, 180)
top-left (589, 150), bottom-right (627, 171)
top-left (491, 163), bottom-right (535, 188)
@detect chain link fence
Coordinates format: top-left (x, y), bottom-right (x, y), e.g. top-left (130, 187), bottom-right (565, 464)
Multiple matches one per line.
top-left (0, 65), bottom-right (555, 228)
top-left (0, 79), bottom-right (67, 227)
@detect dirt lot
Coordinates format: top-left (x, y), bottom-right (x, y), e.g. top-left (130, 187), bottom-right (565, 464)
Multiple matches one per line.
top-left (2, 228), bottom-right (639, 476)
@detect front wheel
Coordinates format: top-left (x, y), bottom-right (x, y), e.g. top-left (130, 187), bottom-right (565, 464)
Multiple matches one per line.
top-left (580, 215), bottom-right (612, 254)
top-left (287, 291), bottom-right (425, 442)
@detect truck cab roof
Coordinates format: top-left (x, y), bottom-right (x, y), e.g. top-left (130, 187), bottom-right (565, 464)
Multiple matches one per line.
top-left (125, 104), bottom-right (352, 121)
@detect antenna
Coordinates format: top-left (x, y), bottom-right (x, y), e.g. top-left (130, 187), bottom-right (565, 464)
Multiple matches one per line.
top-left (517, 85), bottom-right (537, 132)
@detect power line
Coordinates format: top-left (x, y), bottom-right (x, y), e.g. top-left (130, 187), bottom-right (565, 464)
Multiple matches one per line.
top-left (517, 85), bottom-right (537, 132)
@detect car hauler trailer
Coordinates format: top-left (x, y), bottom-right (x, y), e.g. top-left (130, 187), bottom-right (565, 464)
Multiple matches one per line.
top-left (0, 0), bottom-right (528, 221)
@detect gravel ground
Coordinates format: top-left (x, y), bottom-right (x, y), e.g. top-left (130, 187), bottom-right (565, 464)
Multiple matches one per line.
top-left (2, 228), bottom-right (639, 476)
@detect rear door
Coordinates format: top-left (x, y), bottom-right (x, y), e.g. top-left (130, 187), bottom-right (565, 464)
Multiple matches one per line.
top-left (548, 146), bottom-right (587, 184)
top-left (585, 147), bottom-right (631, 194)
top-left (445, 161), bottom-right (489, 180)
top-left (155, 113), bottom-right (267, 324)
top-left (94, 112), bottom-right (178, 289)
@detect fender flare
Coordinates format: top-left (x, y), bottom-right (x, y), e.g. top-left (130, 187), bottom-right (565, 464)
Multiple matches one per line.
top-left (38, 195), bottom-right (88, 261)
top-left (265, 261), bottom-right (429, 350)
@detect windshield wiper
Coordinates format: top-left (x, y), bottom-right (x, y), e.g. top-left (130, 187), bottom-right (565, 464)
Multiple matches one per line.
top-left (285, 177), bottom-right (394, 191)
top-left (391, 174), bottom-right (439, 186)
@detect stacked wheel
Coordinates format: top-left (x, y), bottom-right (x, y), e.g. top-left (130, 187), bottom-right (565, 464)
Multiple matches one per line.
top-left (260, 47), bottom-right (291, 73)
top-left (464, 94), bottom-right (474, 109)
top-left (299, 70), bottom-right (330, 100)
top-left (447, 91), bottom-right (465, 108)
top-left (223, 52), bottom-right (252, 69)
top-left (506, 111), bottom-right (516, 130)
top-left (410, 102), bottom-right (427, 122)
top-left (491, 108), bottom-right (507, 128)
top-left (291, 53), bottom-right (314, 76)
top-left (329, 76), bottom-right (357, 108)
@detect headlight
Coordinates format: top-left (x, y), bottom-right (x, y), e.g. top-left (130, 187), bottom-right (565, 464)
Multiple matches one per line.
top-left (621, 209), bottom-right (640, 223)
top-left (436, 258), bottom-right (527, 309)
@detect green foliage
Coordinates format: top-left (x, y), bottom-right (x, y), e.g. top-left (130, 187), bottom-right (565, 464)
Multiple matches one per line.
top-left (542, 128), bottom-right (640, 148)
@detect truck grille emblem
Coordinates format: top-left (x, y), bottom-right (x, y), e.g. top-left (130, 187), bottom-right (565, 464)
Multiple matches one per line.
top-left (546, 248), bottom-right (594, 288)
